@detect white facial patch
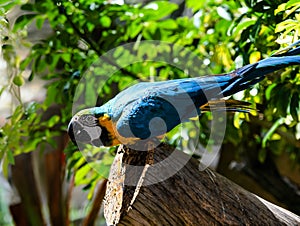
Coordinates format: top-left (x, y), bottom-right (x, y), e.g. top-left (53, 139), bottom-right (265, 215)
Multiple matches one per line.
top-left (82, 124), bottom-right (102, 141)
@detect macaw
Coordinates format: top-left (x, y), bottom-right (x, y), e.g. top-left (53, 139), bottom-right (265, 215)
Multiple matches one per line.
top-left (68, 42), bottom-right (300, 148)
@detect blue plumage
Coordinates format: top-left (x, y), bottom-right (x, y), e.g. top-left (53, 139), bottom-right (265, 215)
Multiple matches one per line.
top-left (68, 42), bottom-right (300, 147)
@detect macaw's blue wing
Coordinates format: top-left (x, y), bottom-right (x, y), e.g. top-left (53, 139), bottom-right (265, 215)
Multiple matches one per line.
top-left (114, 42), bottom-right (300, 140)
top-left (113, 81), bottom-right (199, 139)
top-left (113, 75), bottom-right (249, 139)
top-left (116, 96), bottom-right (181, 139)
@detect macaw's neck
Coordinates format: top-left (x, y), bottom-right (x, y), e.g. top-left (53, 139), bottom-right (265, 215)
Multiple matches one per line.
top-left (97, 113), bottom-right (121, 146)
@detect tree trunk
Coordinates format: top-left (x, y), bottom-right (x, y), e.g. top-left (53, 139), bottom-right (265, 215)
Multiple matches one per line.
top-left (104, 143), bottom-right (300, 225)
top-left (11, 153), bottom-right (46, 226)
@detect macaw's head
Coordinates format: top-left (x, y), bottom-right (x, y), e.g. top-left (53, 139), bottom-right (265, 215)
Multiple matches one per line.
top-left (68, 108), bottom-right (118, 147)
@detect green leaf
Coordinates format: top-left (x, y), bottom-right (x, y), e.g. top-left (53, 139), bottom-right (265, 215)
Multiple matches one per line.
top-left (231, 19), bottom-right (256, 37)
top-left (290, 92), bottom-right (299, 121)
top-left (13, 14), bottom-right (37, 32)
top-left (142, 1), bottom-right (178, 20)
top-left (0, 0), bottom-right (20, 12)
top-left (61, 53), bottom-right (71, 63)
top-left (186, 0), bottom-right (206, 12)
top-left (274, 3), bottom-right (286, 15)
top-left (28, 72), bottom-right (34, 81)
top-left (6, 150), bottom-right (15, 165)
top-left (0, 0), bottom-right (13, 4)
top-left (128, 23), bottom-right (143, 38)
top-left (137, 42), bottom-right (157, 59)
top-left (23, 138), bottom-right (42, 153)
top-left (86, 22), bottom-right (95, 32)
top-left (285, 0), bottom-right (300, 9)
top-left (48, 115), bottom-right (60, 127)
top-left (75, 163), bottom-right (92, 185)
top-left (262, 117), bottom-right (285, 148)
top-left (284, 5), bottom-right (300, 18)
top-left (36, 15), bottom-right (45, 29)
top-left (49, 54), bottom-right (60, 71)
top-left (275, 20), bottom-right (295, 33)
top-left (2, 154), bottom-right (9, 178)
top-left (158, 19), bottom-right (178, 30)
top-left (0, 86), bottom-right (6, 96)
top-left (99, 16), bottom-right (111, 28)
top-left (265, 83), bottom-right (276, 100)
top-left (11, 105), bottom-right (24, 124)
top-left (90, 161), bottom-right (110, 179)
top-left (20, 54), bottom-right (34, 70)
top-left (45, 85), bottom-right (57, 106)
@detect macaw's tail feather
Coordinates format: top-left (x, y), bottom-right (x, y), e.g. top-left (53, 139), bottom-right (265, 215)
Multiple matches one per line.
top-left (220, 43), bottom-right (300, 97)
top-left (272, 40), bottom-right (300, 56)
top-left (200, 99), bottom-right (256, 113)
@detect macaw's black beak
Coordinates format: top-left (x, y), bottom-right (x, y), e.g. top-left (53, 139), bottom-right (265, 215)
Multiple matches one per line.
top-left (67, 121), bottom-right (78, 146)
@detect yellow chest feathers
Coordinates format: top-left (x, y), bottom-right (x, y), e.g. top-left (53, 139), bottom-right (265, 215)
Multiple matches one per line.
top-left (98, 114), bottom-right (139, 146)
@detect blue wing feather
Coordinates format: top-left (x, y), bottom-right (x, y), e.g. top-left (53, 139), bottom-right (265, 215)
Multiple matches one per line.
top-left (111, 43), bottom-right (300, 140)
top-left (114, 76), bottom-right (235, 139)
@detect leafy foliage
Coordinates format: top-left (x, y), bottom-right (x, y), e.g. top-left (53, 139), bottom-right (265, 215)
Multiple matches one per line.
top-left (1, 0), bottom-right (300, 223)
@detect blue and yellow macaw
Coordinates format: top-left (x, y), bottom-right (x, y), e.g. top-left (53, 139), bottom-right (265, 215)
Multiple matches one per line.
top-left (68, 42), bottom-right (300, 148)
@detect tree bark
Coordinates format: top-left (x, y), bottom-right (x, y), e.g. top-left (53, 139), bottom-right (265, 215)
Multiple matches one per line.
top-left (104, 143), bottom-right (300, 225)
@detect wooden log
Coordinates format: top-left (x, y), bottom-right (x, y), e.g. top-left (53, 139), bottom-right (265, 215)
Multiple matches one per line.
top-left (104, 143), bottom-right (300, 225)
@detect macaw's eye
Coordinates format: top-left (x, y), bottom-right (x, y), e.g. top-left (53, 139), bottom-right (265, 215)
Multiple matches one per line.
top-left (80, 114), bottom-right (97, 127)
top-left (86, 115), bottom-right (94, 121)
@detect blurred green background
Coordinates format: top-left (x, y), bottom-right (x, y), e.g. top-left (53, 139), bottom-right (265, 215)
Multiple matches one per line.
top-left (0, 0), bottom-right (300, 225)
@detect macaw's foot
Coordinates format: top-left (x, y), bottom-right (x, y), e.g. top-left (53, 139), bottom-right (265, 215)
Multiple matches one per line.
top-left (146, 148), bottom-right (154, 165)
top-left (123, 137), bottom-right (162, 152)
top-left (145, 139), bottom-right (159, 165)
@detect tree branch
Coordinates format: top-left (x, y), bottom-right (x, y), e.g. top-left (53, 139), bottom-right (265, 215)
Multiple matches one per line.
top-left (103, 143), bottom-right (300, 225)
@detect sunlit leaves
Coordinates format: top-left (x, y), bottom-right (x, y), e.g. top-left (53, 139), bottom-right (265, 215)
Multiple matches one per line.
top-left (212, 44), bottom-right (234, 70)
top-left (0, 103), bottom-right (62, 176)
top-left (67, 145), bottom-right (115, 199)
top-left (230, 19), bottom-right (256, 38)
top-left (249, 51), bottom-right (261, 63)
top-left (0, 0), bottom-right (22, 13)
top-left (275, 0), bottom-right (300, 41)
top-left (275, 0), bottom-right (300, 18)
top-left (2, 0), bottom-right (300, 193)
top-left (186, 0), bottom-right (206, 13)
top-left (275, 18), bottom-right (300, 37)
top-left (13, 14), bottom-right (37, 32)
top-left (142, 1), bottom-right (178, 20)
